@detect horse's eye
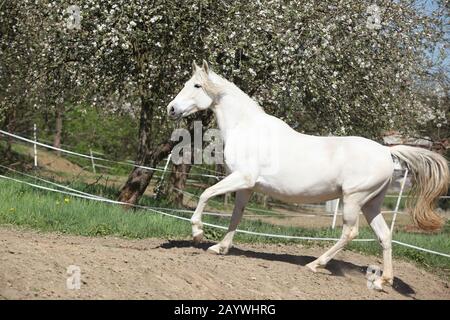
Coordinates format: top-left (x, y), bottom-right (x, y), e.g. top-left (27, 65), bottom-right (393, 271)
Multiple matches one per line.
top-left (194, 84), bottom-right (202, 88)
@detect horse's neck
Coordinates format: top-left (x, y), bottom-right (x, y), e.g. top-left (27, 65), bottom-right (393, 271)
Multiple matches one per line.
top-left (211, 83), bottom-right (264, 141)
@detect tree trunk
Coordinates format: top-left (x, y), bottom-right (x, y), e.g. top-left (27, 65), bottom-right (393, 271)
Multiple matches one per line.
top-left (216, 163), bottom-right (230, 206)
top-left (255, 193), bottom-right (269, 209)
top-left (158, 112), bottom-right (212, 207)
top-left (162, 162), bottom-right (192, 207)
top-left (118, 95), bottom-right (170, 206)
top-left (2, 107), bottom-right (16, 162)
top-left (118, 139), bottom-right (174, 206)
top-left (162, 111), bottom-right (214, 206)
top-left (2, 137), bottom-right (14, 163)
top-left (53, 106), bottom-right (63, 156)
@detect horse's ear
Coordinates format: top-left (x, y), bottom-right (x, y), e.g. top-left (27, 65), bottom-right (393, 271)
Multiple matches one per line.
top-left (192, 61), bottom-right (199, 73)
top-left (202, 60), bottom-right (210, 74)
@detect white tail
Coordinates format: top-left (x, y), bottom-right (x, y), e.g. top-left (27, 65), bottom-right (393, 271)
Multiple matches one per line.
top-left (390, 145), bottom-right (449, 231)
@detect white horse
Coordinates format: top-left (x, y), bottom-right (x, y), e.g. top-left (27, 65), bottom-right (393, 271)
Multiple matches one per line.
top-left (167, 61), bottom-right (449, 289)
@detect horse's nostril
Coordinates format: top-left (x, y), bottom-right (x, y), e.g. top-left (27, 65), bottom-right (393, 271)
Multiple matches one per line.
top-left (169, 106), bottom-right (175, 115)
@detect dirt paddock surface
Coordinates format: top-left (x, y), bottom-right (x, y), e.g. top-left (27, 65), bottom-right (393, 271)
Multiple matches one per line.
top-left (0, 226), bottom-right (449, 300)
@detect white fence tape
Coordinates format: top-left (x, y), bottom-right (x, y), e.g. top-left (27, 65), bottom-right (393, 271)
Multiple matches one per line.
top-left (391, 240), bottom-right (450, 258)
top-left (0, 172), bottom-right (449, 258)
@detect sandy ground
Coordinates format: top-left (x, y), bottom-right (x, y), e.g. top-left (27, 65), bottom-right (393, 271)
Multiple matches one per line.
top-left (0, 226), bottom-right (449, 300)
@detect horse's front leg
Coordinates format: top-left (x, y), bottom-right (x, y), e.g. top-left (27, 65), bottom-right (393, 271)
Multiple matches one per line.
top-left (190, 171), bottom-right (255, 243)
top-left (207, 189), bottom-right (252, 254)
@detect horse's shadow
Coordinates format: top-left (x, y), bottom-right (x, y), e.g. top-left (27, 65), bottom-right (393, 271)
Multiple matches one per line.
top-left (159, 240), bottom-right (416, 298)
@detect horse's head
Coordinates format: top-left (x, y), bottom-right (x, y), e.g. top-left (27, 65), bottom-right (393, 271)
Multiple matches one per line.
top-left (167, 60), bottom-right (216, 120)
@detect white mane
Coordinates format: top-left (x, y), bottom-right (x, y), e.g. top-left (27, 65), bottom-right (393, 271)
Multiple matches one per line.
top-left (195, 69), bottom-right (265, 113)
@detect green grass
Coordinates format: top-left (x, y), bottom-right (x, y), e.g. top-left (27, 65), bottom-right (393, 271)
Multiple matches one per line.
top-left (382, 194), bottom-right (407, 210)
top-left (0, 176), bottom-right (449, 279)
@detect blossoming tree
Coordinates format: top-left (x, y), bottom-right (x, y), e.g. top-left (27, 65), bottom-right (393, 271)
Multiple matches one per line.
top-left (1, 0), bottom-right (447, 205)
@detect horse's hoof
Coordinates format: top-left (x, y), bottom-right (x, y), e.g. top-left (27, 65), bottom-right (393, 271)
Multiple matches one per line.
top-left (207, 244), bottom-right (229, 255)
top-left (382, 277), bottom-right (394, 286)
top-left (371, 278), bottom-right (385, 291)
top-left (305, 262), bottom-right (318, 273)
top-left (192, 230), bottom-right (204, 244)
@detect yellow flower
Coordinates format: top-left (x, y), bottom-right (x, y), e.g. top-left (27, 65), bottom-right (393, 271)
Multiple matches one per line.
top-left (64, 198), bottom-right (70, 204)
top-left (9, 208), bottom-right (16, 212)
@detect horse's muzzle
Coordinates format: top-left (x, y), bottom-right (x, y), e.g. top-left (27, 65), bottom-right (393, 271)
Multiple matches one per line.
top-left (167, 105), bottom-right (181, 120)
top-left (168, 105), bottom-right (176, 117)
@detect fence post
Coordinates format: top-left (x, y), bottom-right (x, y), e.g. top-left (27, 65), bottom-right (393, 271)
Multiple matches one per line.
top-left (224, 193), bottom-right (230, 206)
top-left (331, 198), bottom-right (340, 229)
top-left (390, 168), bottom-right (409, 232)
top-left (33, 123), bottom-right (38, 168)
top-left (90, 149), bottom-right (96, 174)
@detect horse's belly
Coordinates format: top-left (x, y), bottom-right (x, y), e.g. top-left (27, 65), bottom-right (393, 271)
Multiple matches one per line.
top-left (253, 178), bottom-right (341, 204)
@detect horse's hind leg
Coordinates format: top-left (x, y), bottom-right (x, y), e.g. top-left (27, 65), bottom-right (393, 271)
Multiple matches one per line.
top-left (362, 186), bottom-right (393, 287)
top-left (306, 196), bottom-right (360, 272)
